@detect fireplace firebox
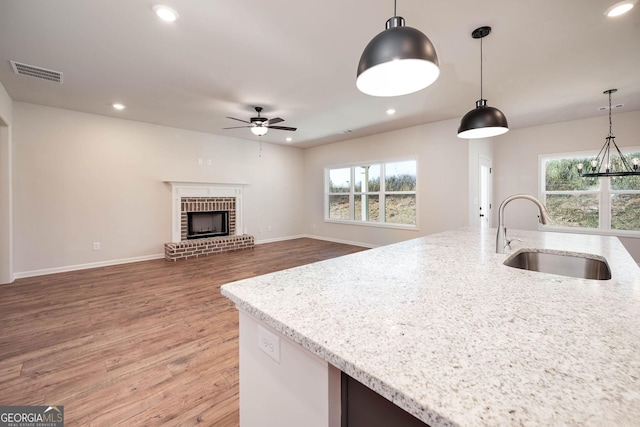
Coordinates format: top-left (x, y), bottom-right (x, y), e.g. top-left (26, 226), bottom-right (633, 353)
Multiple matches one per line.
top-left (187, 211), bottom-right (229, 239)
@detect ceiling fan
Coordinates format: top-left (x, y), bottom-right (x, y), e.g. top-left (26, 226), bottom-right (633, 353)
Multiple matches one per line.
top-left (224, 107), bottom-right (297, 136)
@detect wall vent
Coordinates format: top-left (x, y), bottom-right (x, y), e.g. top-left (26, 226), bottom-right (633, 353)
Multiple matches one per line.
top-left (10, 60), bottom-right (63, 84)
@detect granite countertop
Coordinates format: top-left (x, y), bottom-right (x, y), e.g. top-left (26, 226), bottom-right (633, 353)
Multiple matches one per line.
top-left (221, 228), bottom-right (640, 426)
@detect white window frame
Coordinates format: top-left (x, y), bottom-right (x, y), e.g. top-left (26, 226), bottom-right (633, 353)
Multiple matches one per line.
top-left (324, 159), bottom-right (418, 230)
top-left (539, 149), bottom-right (640, 237)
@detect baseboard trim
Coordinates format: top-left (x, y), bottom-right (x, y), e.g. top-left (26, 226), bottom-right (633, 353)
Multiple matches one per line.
top-left (11, 235), bottom-right (374, 281)
top-left (254, 234), bottom-right (308, 245)
top-left (12, 253), bottom-right (165, 281)
top-left (255, 234), bottom-right (375, 248)
top-left (301, 234), bottom-right (377, 249)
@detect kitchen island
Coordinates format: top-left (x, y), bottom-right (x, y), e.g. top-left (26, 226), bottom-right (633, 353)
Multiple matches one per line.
top-left (221, 228), bottom-right (640, 426)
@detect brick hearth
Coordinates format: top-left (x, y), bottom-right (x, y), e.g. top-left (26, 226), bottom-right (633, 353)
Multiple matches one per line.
top-left (164, 235), bottom-right (254, 261)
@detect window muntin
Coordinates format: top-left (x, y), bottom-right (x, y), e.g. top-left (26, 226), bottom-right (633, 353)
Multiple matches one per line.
top-left (326, 160), bottom-right (417, 227)
top-left (541, 151), bottom-right (640, 233)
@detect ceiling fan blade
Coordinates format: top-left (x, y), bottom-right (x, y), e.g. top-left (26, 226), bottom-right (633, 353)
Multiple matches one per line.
top-left (268, 125), bottom-right (297, 131)
top-left (223, 125), bottom-right (252, 129)
top-left (226, 116), bottom-right (252, 124)
top-left (266, 117), bottom-right (284, 125)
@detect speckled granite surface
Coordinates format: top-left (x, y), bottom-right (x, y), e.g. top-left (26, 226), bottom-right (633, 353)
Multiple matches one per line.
top-left (221, 228), bottom-right (640, 426)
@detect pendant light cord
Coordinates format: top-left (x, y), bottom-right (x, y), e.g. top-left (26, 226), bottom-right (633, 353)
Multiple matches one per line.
top-left (393, 0), bottom-right (397, 17)
top-left (608, 90), bottom-right (613, 137)
top-left (480, 36), bottom-right (484, 100)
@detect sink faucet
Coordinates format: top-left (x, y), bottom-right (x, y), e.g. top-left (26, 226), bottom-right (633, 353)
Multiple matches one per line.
top-left (496, 194), bottom-right (552, 254)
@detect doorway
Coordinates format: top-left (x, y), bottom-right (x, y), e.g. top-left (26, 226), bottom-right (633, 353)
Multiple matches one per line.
top-left (479, 156), bottom-right (492, 228)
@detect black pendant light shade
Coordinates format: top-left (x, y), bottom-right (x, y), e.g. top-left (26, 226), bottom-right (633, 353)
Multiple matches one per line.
top-left (457, 26), bottom-right (509, 139)
top-left (356, 12), bottom-right (440, 97)
top-left (458, 99), bottom-right (509, 138)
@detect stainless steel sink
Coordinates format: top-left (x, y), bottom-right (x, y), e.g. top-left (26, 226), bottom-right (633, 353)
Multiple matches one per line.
top-left (504, 249), bottom-right (611, 280)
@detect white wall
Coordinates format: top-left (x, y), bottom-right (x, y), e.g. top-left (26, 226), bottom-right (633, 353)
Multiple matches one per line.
top-left (12, 103), bottom-right (306, 275)
top-left (0, 82), bottom-right (12, 283)
top-left (9, 100), bottom-right (639, 276)
top-left (0, 82), bottom-right (11, 121)
top-left (493, 110), bottom-right (640, 261)
top-left (303, 118), bottom-right (469, 247)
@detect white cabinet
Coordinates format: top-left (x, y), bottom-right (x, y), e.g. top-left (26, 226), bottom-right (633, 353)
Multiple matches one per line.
top-left (238, 311), bottom-right (341, 427)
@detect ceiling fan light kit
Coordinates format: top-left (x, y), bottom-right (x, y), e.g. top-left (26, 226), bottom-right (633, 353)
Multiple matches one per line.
top-left (251, 126), bottom-right (268, 136)
top-left (356, 1), bottom-right (440, 97)
top-left (457, 26), bottom-right (509, 139)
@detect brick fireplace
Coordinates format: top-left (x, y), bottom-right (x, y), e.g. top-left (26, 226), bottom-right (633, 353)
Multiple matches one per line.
top-left (180, 197), bottom-right (235, 240)
top-left (164, 182), bottom-right (254, 261)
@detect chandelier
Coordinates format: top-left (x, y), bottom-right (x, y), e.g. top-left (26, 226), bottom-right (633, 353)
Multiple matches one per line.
top-left (578, 89), bottom-right (640, 177)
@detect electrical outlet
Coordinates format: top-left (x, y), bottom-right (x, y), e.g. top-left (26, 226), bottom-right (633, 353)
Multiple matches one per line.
top-left (267, 225), bottom-right (272, 232)
top-left (93, 242), bottom-right (101, 251)
top-left (258, 325), bottom-right (280, 363)
top-left (206, 159), bottom-right (212, 166)
top-left (198, 158), bottom-right (203, 165)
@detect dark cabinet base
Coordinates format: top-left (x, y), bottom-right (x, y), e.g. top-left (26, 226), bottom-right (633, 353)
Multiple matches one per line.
top-left (341, 372), bottom-right (430, 427)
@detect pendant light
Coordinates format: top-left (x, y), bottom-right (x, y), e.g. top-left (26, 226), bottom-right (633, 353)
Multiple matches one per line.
top-left (457, 26), bottom-right (509, 139)
top-left (356, 0), bottom-right (440, 97)
top-left (577, 89), bottom-right (640, 177)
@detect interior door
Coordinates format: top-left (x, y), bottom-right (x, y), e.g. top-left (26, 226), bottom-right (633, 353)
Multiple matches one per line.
top-left (479, 156), bottom-right (492, 228)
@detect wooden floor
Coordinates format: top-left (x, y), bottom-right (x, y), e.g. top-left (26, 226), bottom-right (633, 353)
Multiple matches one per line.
top-left (0, 238), bottom-right (367, 426)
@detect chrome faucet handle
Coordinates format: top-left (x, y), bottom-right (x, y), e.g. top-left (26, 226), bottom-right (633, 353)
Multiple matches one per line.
top-left (506, 238), bottom-right (522, 249)
top-left (496, 194), bottom-right (551, 254)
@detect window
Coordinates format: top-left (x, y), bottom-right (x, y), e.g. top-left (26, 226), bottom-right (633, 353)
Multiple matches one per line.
top-left (541, 150), bottom-right (640, 233)
top-left (326, 160), bottom-right (417, 227)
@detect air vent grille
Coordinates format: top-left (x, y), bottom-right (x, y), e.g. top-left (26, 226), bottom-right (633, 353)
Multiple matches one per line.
top-left (10, 61), bottom-right (63, 84)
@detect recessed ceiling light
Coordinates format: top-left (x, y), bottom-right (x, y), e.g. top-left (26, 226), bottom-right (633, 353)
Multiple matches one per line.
top-left (386, 109), bottom-right (396, 115)
top-left (153, 5), bottom-right (179, 22)
top-left (605, 0), bottom-right (636, 17)
top-left (286, 137), bottom-right (292, 142)
top-left (112, 103), bottom-right (126, 110)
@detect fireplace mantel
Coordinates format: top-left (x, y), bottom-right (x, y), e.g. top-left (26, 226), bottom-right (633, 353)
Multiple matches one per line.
top-left (166, 181), bottom-right (246, 243)
top-left (164, 181), bottom-right (248, 187)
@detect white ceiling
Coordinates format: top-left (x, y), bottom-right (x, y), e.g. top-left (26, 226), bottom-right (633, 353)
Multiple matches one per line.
top-left (0, 0), bottom-right (638, 148)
